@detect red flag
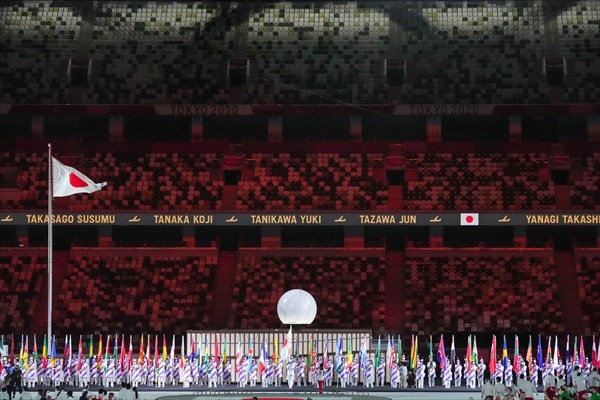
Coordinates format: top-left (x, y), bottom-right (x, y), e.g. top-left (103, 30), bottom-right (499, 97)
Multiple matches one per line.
top-left (120, 335), bottom-right (125, 372)
top-left (580, 336), bottom-right (585, 368)
top-left (215, 334), bottom-right (219, 360)
top-left (489, 335), bottom-right (497, 376)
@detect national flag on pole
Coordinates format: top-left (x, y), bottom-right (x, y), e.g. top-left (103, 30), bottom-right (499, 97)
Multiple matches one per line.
top-left (412, 336), bottom-right (418, 369)
top-left (97, 335), bottom-right (103, 371)
top-left (77, 335), bottom-right (83, 371)
top-left (120, 335), bottom-right (125, 372)
top-left (214, 334), bottom-right (219, 365)
top-left (162, 335), bottom-right (168, 363)
top-left (21, 336), bottom-right (29, 370)
top-left (180, 335), bottom-right (185, 369)
top-left (154, 335), bottom-right (159, 370)
top-left (473, 336), bottom-right (479, 365)
top-left (553, 336), bottom-right (559, 368)
top-left (42, 335), bottom-right (48, 369)
top-left (386, 336), bottom-right (392, 369)
top-left (51, 156), bottom-right (107, 197)
top-left (235, 341), bottom-right (242, 372)
top-left (311, 337), bottom-right (317, 369)
top-left (259, 336), bottom-right (266, 375)
top-left (545, 337), bottom-right (552, 365)
top-left (222, 336), bottom-right (228, 369)
top-left (33, 335), bottom-right (38, 363)
top-left (592, 335), bottom-right (597, 368)
top-left (489, 335), bottom-right (497, 376)
top-left (10, 334), bottom-right (14, 365)
top-left (51, 336), bottom-right (57, 367)
top-left (189, 338), bottom-right (195, 362)
top-left (346, 337), bottom-right (353, 366)
top-left (526, 335), bottom-right (533, 373)
top-left (105, 335), bottom-right (110, 373)
top-left (88, 335), bottom-right (94, 367)
top-left (429, 335), bottom-right (433, 364)
top-left (450, 335), bottom-right (456, 365)
top-left (139, 335), bottom-right (145, 365)
top-left (410, 335), bottom-right (415, 369)
top-left (579, 336), bottom-right (585, 368)
top-left (335, 337), bottom-right (343, 373)
top-left (247, 337), bottom-right (253, 373)
top-left (437, 335), bottom-right (446, 370)
top-left (503, 335), bottom-right (509, 370)
top-left (281, 327), bottom-right (292, 361)
top-left (397, 335), bottom-right (402, 363)
top-left (573, 336), bottom-right (578, 368)
top-left (113, 335), bottom-right (118, 369)
top-left (62, 335), bottom-right (70, 370)
top-left (513, 335), bottom-right (520, 374)
top-left (128, 336), bottom-right (133, 371)
top-left (389, 337), bottom-right (396, 369)
top-left (566, 335), bottom-right (571, 365)
top-left (308, 335), bottom-right (313, 367)
top-left (274, 336), bottom-right (278, 365)
top-left (536, 335), bottom-right (543, 369)
top-left (466, 336), bottom-right (472, 373)
top-left (359, 335), bottom-right (366, 370)
top-left (375, 336), bottom-right (381, 369)
top-left (170, 335), bottom-right (176, 370)
top-left (322, 336), bottom-right (328, 369)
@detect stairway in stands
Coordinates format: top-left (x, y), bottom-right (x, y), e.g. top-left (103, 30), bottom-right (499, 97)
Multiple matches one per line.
top-left (211, 251), bottom-right (238, 328)
top-left (388, 185), bottom-right (403, 211)
top-left (554, 251), bottom-right (585, 334)
top-left (221, 186), bottom-right (238, 210)
top-left (30, 250), bottom-right (69, 334)
top-left (385, 251), bottom-right (405, 332)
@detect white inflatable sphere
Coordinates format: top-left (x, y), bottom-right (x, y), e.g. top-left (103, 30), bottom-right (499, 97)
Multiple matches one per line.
top-left (277, 289), bottom-right (317, 325)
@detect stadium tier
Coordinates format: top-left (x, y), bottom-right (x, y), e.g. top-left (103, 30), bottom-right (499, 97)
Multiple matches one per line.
top-left (403, 252), bottom-right (563, 335)
top-left (0, 255), bottom-right (47, 333)
top-left (4, 150), bottom-right (600, 211)
top-left (55, 251), bottom-right (218, 335)
top-left (230, 253), bottom-right (386, 330)
top-left (1, 1), bottom-right (600, 104)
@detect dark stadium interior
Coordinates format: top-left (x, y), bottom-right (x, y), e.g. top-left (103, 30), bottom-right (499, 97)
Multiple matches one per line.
top-left (1, 1), bottom-right (600, 349)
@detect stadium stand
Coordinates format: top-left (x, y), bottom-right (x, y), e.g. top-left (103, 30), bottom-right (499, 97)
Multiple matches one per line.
top-left (87, 2), bottom-right (237, 104)
top-left (54, 250), bottom-right (218, 335)
top-left (1, 1), bottom-right (599, 104)
top-left (558, 1), bottom-right (600, 103)
top-left (398, 1), bottom-right (548, 104)
top-left (570, 153), bottom-right (600, 210)
top-left (245, 2), bottom-right (390, 104)
top-left (404, 153), bottom-right (556, 210)
top-left (575, 254), bottom-right (600, 333)
top-left (0, 2), bottom-right (81, 103)
top-left (237, 153), bottom-right (388, 211)
top-left (229, 252), bottom-right (386, 331)
top-left (0, 255), bottom-right (47, 333)
top-left (403, 251), bottom-right (563, 335)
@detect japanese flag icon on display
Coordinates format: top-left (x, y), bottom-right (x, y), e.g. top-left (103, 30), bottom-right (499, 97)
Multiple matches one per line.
top-left (460, 213), bottom-right (479, 226)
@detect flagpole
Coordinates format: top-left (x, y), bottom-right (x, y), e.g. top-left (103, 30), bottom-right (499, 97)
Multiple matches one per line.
top-left (47, 143), bottom-right (53, 343)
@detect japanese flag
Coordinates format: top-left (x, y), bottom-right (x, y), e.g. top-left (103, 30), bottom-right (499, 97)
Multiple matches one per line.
top-left (52, 157), bottom-right (107, 197)
top-left (460, 213), bottom-right (479, 226)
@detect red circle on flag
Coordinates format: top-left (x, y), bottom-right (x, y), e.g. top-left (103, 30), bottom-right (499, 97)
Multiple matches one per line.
top-left (466, 216), bottom-right (474, 223)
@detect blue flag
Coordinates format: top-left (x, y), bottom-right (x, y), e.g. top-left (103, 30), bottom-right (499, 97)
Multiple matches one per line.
top-left (536, 335), bottom-right (543, 367)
